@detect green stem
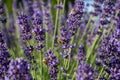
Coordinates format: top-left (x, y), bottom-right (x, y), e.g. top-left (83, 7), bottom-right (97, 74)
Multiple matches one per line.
top-left (71, 61), bottom-right (78, 80)
top-left (72, 72), bottom-right (76, 80)
top-left (40, 51), bottom-right (42, 80)
top-left (97, 67), bottom-right (104, 79)
top-left (78, 16), bottom-right (92, 45)
top-left (58, 0), bottom-right (66, 36)
top-left (67, 36), bottom-right (74, 70)
top-left (41, 1), bottom-right (49, 50)
top-left (52, 0), bottom-right (60, 49)
top-left (86, 34), bottom-right (100, 61)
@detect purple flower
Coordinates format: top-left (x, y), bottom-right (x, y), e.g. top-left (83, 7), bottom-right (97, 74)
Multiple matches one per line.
top-left (17, 13), bottom-right (32, 41)
top-left (24, 0), bottom-right (34, 17)
top-left (0, 1), bottom-right (4, 15)
top-left (76, 44), bottom-right (98, 80)
top-left (77, 44), bottom-right (86, 64)
top-left (76, 62), bottom-right (98, 80)
top-left (24, 45), bottom-right (34, 61)
top-left (6, 58), bottom-right (33, 80)
top-left (0, 32), bottom-right (11, 79)
top-left (49, 67), bottom-right (58, 80)
top-left (54, 3), bottom-right (63, 10)
top-left (32, 3), bottom-right (45, 50)
top-left (96, 15), bottom-right (120, 79)
top-left (67, 0), bottom-right (84, 36)
top-left (44, 50), bottom-right (59, 80)
top-left (42, 1), bottom-right (54, 32)
top-left (36, 44), bottom-right (44, 51)
top-left (33, 27), bottom-right (45, 42)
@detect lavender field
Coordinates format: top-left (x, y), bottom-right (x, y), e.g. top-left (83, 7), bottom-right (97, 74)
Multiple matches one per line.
top-left (0, 0), bottom-right (120, 80)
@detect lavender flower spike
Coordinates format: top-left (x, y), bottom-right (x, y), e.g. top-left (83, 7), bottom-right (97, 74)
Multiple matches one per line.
top-left (76, 62), bottom-right (98, 80)
top-left (76, 44), bottom-right (98, 80)
top-left (44, 50), bottom-right (59, 80)
top-left (0, 32), bottom-right (11, 79)
top-left (6, 58), bottom-right (33, 80)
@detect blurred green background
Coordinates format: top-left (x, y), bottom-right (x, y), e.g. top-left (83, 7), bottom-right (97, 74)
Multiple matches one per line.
top-left (2, 0), bottom-right (75, 14)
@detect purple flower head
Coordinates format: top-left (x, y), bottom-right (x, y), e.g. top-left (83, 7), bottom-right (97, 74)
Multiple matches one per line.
top-left (6, 58), bottom-right (33, 80)
top-left (99, 1), bottom-right (116, 20)
top-left (0, 1), bottom-right (7, 24)
top-left (49, 67), bottom-right (58, 80)
top-left (54, 3), bottom-right (63, 10)
top-left (91, 0), bottom-right (103, 17)
top-left (32, 3), bottom-right (45, 51)
top-left (17, 13), bottom-right (32, 41)
top-left (60, 27), bottom-right (71, 41)
top-left (42, 1), bottom-right (54, 32)
top-left (77, 44), bottom-right (86, 63)
top-left (24, 45), bottom-right (36, 64)
top-left (33, 27), bottom-right (45, 41)
top-left (24, 45), bottom-right (34, 57)
top-left (96, 16), bottom-right (120, 79)
top-left (32, 0), bottom-right (42, 26)
top-left (76, 44), bottom-right (98, 80)
top-left (0, 32), bottom-right (11, 79)
top-left (58, 27), bottom-right (71, 50)
top-left (24, 0), bottom-right (34, 17)
top-left (33, 0), bottom-right (42, 14)
top-left (32, 14), bottom-right (42, 27)
top-left (76, 62), bottom-right (98, 80)
top-left (45, 50), bottom-right (59, 67)
top-left (67, 0), bottom-right (84, 36)
top-left (36, 43), bottom-right (44, 51)
top-left (44, 50), bottom-right (59, 80)
top-left (0, 1), bottom-right (4, 15)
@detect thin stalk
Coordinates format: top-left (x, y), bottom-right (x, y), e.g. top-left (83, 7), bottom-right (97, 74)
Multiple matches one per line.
top-left (40, 51), bottom-right (42, 80)
top-left (87, 24), bottom-right (103, 61)
top-left (86, 34), bottom-right (100, 61)
top-left (58, 0), bottom-right (66, 36)
top-left (52, 0), bottom-right (60, 49)
top-left (97, 67), bottom-right (104, 79)
top-left (67, 36), bottom-right (74, 70)
top-left (41, 0), bottom-right (49, 50)
top-left (72, 72), bottom-right (76, 80)
top-left (71, 61), bottom-right (79, 80)
top-left (78, 16), bottom-right (92, 45)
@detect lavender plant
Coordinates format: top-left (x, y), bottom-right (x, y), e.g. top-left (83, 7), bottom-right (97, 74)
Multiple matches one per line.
top-left (6, 58), bottom-right (33, 80)
top-left (0, 32), bottom-right (11, 79)
top-left (0, 0), bottom-right (120, 80)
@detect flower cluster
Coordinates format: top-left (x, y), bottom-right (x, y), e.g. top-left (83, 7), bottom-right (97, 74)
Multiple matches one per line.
top-left (76, 62), bottom-right (97, 80)
top-left (17, 13), bottom-right (32, 41)
top-left (24, 45), bottom-right (34, 62)
top-left (0, 32), bottom-right (11, 79)
top-left (90, 0), bottom-right (103, 16)
top-left (6, 58), bottom-right (33, 80)
top-left (58, 0), bottom-right (84, 60)
top-left (77, 44), bottom-right (86, 63)
top-left (44, 50), bottom-right (59, 80)
top-left (76, 44), bottom-right (98, 80)
top-left (96, 13), bottom-right (120, 79)
top-left (32, 4), bottom-right (45, 50)
top-left (1, 0), bottom-right (120, 79)
top-left (40, 0), bottom-right (54, 33)
top-left (17, 13), bottom-right (35, 63)
top-left (0, 1), bottom-right (4, 15)
top-left (67, 0), bottom-right (84, 36)
top-left (24, 0), bottom-right (34, 17)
